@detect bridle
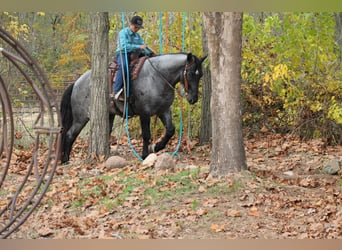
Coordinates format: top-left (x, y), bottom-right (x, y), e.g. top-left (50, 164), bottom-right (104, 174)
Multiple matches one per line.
top-left (182, 56), bottom-right (195, 93)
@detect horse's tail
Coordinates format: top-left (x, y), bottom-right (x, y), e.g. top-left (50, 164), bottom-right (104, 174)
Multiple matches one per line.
top-left (60, 83), bottom-right (74, 157)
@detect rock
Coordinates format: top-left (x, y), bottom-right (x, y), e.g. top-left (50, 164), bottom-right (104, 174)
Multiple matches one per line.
top-left (155, 153), bottom-right (176, 170)
top-left (323, 159), bottom-right (341, 175)
top-left (142, 153), bottom-right (157, 167)
top-left (105, 156), bottom-right (127, 169)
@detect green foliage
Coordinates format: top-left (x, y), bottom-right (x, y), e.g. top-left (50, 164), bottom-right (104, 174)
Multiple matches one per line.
top-left (1, 12), bottom-right (91, 88)
top-left (242, 13), bottom-right (341, 144)
top-left (3, 12), bottom-right (340, 144)
top-left (0, 12), bottom-right (30, 40)
top-left (53, 13), bottom-right (91, 75)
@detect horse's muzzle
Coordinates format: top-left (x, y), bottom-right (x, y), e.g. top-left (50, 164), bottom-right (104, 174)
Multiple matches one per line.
top-left (187, 94), bottom-right (198, 104)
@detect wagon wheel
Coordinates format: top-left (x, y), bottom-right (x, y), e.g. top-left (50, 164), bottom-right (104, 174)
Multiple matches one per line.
top-left (0, 25), bottom-right (62, 238)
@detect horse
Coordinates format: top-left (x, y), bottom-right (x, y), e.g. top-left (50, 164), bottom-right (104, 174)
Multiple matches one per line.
top-left (60, 52), bottom-right (207, 164)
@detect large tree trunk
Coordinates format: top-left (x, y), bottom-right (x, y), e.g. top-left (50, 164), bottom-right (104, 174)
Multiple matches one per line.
top-left (199, 18), bottom-right (212, 145)
top-left (89, 12), bottom-right (110, 161)
top-left (203, 12), bottom-right (247, 177)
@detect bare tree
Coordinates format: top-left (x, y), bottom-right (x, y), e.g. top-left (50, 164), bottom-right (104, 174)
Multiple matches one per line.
top-left (199, 19), bottom-right (212, 145)
top-left (89, 12), bottom-right (110, 161)
top-left (202, 12), bottom-right (247, 177)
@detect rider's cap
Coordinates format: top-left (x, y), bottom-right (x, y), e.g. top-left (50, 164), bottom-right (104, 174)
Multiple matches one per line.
top-left (131, 16), bottom-right (144, 28)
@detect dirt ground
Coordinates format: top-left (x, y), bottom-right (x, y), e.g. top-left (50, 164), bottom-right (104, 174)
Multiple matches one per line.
top-left (3, 133), bottom-right (342, 239)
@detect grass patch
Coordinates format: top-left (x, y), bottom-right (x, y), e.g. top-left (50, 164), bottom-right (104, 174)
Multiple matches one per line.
top-left (65, 167), bottom-right (257, 216)
top-left (71, 168), bottom-right (204, 212)
top-left (206, 178), bottom-right (244, 196)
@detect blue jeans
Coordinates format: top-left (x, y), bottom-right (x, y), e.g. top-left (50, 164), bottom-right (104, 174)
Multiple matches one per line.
top-left (113, 53), bottom-right (130, 92)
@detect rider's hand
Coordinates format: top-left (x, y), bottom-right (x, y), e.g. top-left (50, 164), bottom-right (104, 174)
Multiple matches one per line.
top-left (140, 45), bottom-right (147, 50)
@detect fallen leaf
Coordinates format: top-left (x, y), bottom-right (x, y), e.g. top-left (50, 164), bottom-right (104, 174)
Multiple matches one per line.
top-left (37, 227), bottom-right (54, 237)
top-left (196, 208), bottom-right (208, 216)
top-left (210, 223), bottom-right (225, 232)
top-left (15, 132), bottom-right (23, 139)
top-left (198, 185), bottom-right (207, 193)
top-left (226, 209), bottom-right (242, 217)
top-left (203, 198), bottom-right (220, 207)
top-left (248, 206), bottom-right (260, 217)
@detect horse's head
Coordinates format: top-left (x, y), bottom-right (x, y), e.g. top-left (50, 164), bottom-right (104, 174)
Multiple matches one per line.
top-left (182, 53), bottom-right (207, 104)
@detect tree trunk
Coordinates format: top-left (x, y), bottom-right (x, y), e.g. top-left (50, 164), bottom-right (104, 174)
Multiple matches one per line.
top-left (89, 12), bottom-right (110, 161)
top-left (203, 12), bottom-right (247, 177)
top-left (199, 18), bottom-right (212, 145)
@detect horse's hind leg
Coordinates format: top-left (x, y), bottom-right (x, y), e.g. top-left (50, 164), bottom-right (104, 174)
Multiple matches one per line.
top-left (151, 109), bottom-right (175, 153)
top-left (61, 120), bottom-right (88, 163)
top-left (139, 115), bottom-right (151, 159)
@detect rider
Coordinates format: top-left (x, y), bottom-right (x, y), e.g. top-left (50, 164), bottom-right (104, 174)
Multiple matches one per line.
top-left (113, 15), bottom-right (152, 101)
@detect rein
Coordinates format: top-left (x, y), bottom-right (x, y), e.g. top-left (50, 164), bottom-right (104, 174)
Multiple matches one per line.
top-left (147, 55), bottom-right (195, 94)
top-left (147, 58), bottom-right (175, 91)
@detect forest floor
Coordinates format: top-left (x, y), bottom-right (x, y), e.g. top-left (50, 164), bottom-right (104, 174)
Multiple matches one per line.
top-left (5, 132), bottom-right (342, 239)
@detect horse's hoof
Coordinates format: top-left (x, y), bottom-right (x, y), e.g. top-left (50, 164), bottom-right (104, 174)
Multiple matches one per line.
top-left (61, 156), bottom-right (69, 165)
top-left (148, 143), bottom-right (156, 153)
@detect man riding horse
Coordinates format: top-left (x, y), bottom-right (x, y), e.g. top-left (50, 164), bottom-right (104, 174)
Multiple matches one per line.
top-left (112, 15), bottom-right (154, 101)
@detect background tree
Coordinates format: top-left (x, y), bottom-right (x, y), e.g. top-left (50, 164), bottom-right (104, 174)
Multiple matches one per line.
top-left (203, 12), bottom-right (247, 177)
top-left (88, 12), bottom-right (110, 162)
top-left (199, 20), bottom-right (212, 145)
top-left (336, 12), bottom-right (342, 62)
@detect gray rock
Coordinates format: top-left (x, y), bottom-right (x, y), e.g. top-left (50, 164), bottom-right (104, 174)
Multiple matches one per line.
top-left (323, 159), bottom-right (341, 175)
top-left (142, 153), bottom-right (157, 167)
top-left (155, 153), bottom-right (176, 170)
top-left (105, 156), bottom-right (127, 169)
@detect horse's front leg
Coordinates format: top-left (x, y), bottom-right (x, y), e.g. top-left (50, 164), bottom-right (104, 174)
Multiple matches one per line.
top-left (151, 109), bottom-right (175, 153)
top-left (109, 113), bottom-right (115, 135)
top-left (139, 115), bottom-right (151, 159)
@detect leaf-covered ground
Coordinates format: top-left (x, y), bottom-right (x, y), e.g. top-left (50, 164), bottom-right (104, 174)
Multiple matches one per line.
top-left (5, 133), bottom-right (342, 239)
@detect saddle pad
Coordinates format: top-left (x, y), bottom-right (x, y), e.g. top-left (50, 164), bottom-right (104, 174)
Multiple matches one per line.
top-left (131, 56), bottom-right (148, 80)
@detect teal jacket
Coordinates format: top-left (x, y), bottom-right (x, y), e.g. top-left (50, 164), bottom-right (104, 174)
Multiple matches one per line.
top-left (115, 27), bottom-right (150, 55)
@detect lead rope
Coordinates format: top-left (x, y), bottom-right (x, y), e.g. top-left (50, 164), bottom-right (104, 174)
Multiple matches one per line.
top-left (114, 12), bottom-right (143, 161)
top-left (185, 12), bottom-right (192, 154)
top-left (113, 13), bottom-right (125, 156)
top-left (121, 12), bottom-right (144, 161)
top-left (172, 12), bottom-right (187, 157)
top-left (151, 12), bottom-right (164, 143)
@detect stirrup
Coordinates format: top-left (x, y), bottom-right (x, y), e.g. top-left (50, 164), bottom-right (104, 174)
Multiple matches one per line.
top-left (114, 88), bottom-right (123, 100)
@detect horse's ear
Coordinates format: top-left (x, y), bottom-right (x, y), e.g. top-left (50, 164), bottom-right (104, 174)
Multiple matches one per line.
top-left (187, 53), bottom-right (193, 62)
top-left (200, 55), bottom-right (207, 64)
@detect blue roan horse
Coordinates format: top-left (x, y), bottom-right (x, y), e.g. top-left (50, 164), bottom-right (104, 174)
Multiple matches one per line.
top-left (60, 53), bottom-right (206, 164)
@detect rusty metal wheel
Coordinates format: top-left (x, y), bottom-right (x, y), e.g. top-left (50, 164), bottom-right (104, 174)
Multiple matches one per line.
top-left (0, 25), bottom-right (62, 238)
